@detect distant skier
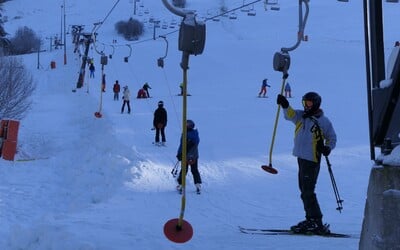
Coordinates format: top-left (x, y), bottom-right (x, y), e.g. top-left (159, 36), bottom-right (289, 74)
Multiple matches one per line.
top-left (137, 88), bottom-right (148, 98)
top-left (142, 82), bottom-right (152, 98)
top-left (176, 120), bottom-right (202, 194)
top-left (276, 92), bottom-right (337, 235)
top-left (153, 101), bottom-right (167, 146)
top-left (89, 63), bottom-right (95, 78)
top-left (113, 80), bottom-right (121, 101)
top-left (179, 82), bottom-right (191, 96)
top-left (179, 82), bottom-right (183, 96)
top-left (121, 86), bottom-right (131, 114)
top-left (258, 78), bottom-right (271, 97)
top-left (284, 82), bottom-right (292, 98)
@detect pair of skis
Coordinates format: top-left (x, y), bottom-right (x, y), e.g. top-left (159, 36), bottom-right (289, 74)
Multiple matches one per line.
top-left (239, 226), bottom-right (354, 238)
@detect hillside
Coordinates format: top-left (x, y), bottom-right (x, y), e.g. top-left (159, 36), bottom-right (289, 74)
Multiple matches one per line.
top-left (1, 0), bottom-right (399, 249)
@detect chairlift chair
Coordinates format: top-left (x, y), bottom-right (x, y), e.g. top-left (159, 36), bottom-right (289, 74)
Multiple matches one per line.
top-left (229, 12), bottom-right (238, 20)
top-left (211, 10), bottom-right (221, 22)
top-left (248, 10), bottom-right (256, 16)
top-left (169, 18), bottom-right (177, 28)
top-left (212, 16), bottom-right (220, 22)
top-left (247, 4), bottom-right (256, 16)
top-left (266, 0), bottom-right (278, 4)
top-left (265, 0), bottom-right (280, 10)
top-left (337, 0), bottom-right (349, 2)
top-left (270, 4), bottom-right (280, 11)
top-left (241, 0), bottom-right (250, 12)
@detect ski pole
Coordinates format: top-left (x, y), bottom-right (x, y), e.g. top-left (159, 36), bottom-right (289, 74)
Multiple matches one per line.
top-left (171, 161), bottom-right (179, 177)
top-left (325, 156), bottom-right (344, 213)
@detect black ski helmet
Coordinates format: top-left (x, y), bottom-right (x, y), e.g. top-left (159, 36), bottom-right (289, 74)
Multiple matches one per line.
top-left (302, 92), bottom-right (321, 113)
top-left (158, 100), bottom-right (164, 107)
top-left (187, 119), bottom-right (195, 129)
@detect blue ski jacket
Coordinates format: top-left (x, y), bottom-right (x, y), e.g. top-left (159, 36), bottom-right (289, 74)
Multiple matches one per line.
top-left (177, 128), bottom-right (200, 161)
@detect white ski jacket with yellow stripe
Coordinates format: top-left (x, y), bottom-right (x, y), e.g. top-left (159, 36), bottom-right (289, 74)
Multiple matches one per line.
top-left (283, 106), bottom-right (337, 163)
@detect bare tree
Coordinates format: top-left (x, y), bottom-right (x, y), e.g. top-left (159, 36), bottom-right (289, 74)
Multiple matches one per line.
top-left (0, 56), bottom-right (36, 120)
top-left (0, 0), bottom-right (10, 56)
top-left (9, 26), bottom-right (41, 55)
top-left (115, 18), bottom-right (143, 41)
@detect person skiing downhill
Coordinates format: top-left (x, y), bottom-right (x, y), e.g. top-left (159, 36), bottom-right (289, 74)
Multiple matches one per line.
top-left (285, 82), bottom-right (292, 98)
top-left (276, 91), bottom-right (337, 235)
top-left (153, 101), bottom-right (167, 146)
top-left (176, 120), bottom-right (202, 194)
top-left (258, 78), bottom-right (271, 97)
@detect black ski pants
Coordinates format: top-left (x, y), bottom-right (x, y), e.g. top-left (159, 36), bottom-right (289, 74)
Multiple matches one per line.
top-left (121, 100), bottom-right (131, 113)
top-left (155, 127), bottom-right (166, 143)
top-left (297, 158), bottom-right (323, 222)
top-left (177, 160), bottom-right (202, 185)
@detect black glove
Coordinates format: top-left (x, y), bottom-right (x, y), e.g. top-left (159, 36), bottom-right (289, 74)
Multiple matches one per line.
top-left (277, 94), bottom-right (289, 109)
top-left (319, 145), bottom-right (331, 156)
top-left (176, 154), bottom-right (182, 161)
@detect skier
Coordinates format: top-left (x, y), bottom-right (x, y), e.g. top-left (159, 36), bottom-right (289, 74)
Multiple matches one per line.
top-left (176, 120), bottom-right (202, 194)
top-left (121, 86), bottom-right (131, 114)
top-left (284, 82), bottom-right (292, 98)
top-left (258, 78), bottom-right (271, 97)
top-left (89, 63), bottom-right (95, 78)
top-left (178, 82), bottom-right (191, 96)
top-left (153, 101), bottom-right (167, 146)
top-left (137, 88), bottom-right (148, 98)
top-left (179, 83), bottom-right (183, 96)
top-left (276, 92), bottom-right (337, 235)
top-left (113, 80), bottom-right (121, 101)
top-left (142, 82), bottom-right (152, 98)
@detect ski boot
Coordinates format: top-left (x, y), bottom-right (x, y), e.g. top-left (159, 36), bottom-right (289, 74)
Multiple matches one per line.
top-left (176, 185), bottom-right (182, 194)
top-left (195, 183), bottom-right (201, 194)
top-left (291, 219), bottom-right (330, 235)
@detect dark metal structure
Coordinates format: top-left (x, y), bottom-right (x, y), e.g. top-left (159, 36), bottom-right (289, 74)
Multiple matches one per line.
top-left (364, 0), bottom-right (400, 160)
top-left (76, 33), bottom-right (94, 89)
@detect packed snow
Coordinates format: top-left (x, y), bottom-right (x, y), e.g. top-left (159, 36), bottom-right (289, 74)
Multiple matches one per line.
top-left (1, 0), bottom-right (399, 249)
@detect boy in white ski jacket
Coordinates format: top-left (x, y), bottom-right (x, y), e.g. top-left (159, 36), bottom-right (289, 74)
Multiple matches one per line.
top-left (277, 91), bottom-right (336, 235)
